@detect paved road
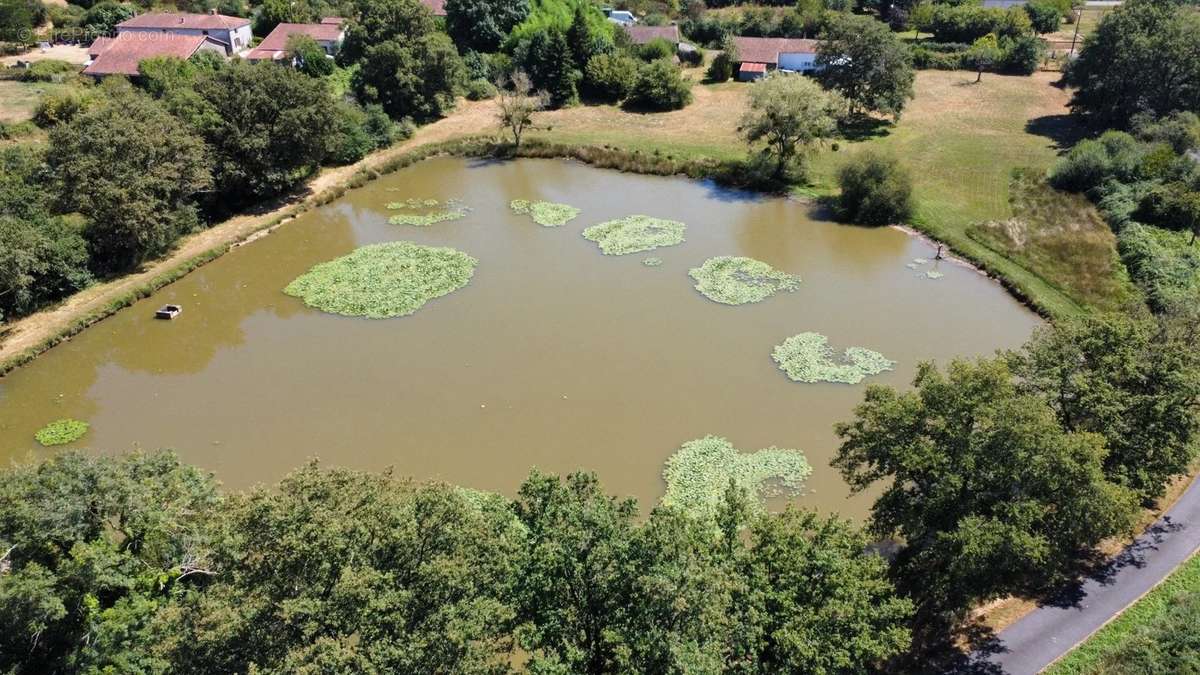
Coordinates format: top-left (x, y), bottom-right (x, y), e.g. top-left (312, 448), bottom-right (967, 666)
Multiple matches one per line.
top-left (979, 475), bottom-right (1200, 674)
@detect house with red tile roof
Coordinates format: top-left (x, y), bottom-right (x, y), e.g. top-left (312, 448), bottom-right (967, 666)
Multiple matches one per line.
top-left (245, 19), bottom-right (346, 62)
top-left (731, 36), bottom-right (820, 80)
top-left (421, 0), bottom-right (446, 16)
top-left (84, 32), bottom-right (227, 77)
top-left (116, 11), bottom-right (252, 55)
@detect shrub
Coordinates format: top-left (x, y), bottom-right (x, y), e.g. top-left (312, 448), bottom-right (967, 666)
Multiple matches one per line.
top-left (679, 46), bottom-right (703, 67)
top-left (1050, 139), bottom-right (1112, 192)
top-left (627, 58), bottom-right (692, 111)
top-left (464, 77), bottom-right (496, 100)
top-left (636, 36), bottom-right (675, 62)
top-left (326, 101), bottom-right (375, 165)
top-left (20, 59), bottom-right (77, 82)
top-left (1000, 34), bottom-right (1043, 75)
top-left (33, 88), bottom-right (96, 127)
top-left (835, 151), bottom-right (914, 226)
top-left (1025, 0), bottom-right (1062, 33)
top-left (706, 49), bottom-right (734, 81)
top-left (583, 52), bottom-right (638, 102)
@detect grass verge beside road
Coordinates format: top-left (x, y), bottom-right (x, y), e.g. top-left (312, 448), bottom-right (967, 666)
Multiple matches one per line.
top-left (1045, 552), bottom-right (1200, 675)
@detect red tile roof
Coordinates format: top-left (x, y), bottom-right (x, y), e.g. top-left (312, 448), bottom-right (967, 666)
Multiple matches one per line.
top-left (88, 36), bottom-right (115, 58)
top-left (739, 62), bottom-right (766, 73)
top-left (732, 37), bottom-right (818, 66)
top-left (421, 0), bottom-right (446, 16)
top-left (117, 12), bottom-right (250, 31)
top-left (251, 22), bottom-right (344, 54)
top-left (83, 33), bottom-right (220, 76)
top-left (623, 24), bottom-right (680, 45)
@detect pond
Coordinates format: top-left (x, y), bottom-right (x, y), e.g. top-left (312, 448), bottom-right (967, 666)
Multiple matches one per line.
top-left (0, 157), bottom-right (1041, 518)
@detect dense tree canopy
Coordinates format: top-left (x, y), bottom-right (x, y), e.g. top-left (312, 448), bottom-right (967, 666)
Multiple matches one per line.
top-left (0, 452), bottom-right (220, 674)
top-left (47, 87), bottom-right (211, 272)
top-left (338, 0), bottom-right (436, 65)
top-left (189, 61), bottom-right (335, 206)
top-left (1011, 313), bottom-right (1200, 503)
top-left (352, 32), bottom-right (465, 122)
top-left (0, 455), bottom-right (912, 673)
top-left (817, 14), bottom-right (915, 119)
top-left (834, 358), bottom-right (1139, 633)
top-left (445, 0), bottom-right (530, 53)
top-left (1065, 0), bottom-right (1200, 125)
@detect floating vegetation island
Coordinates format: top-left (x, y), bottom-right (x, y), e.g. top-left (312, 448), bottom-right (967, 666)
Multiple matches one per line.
top-left (35, 419), bottom-right (89, 446)
top-left (386, 198), bottom-right (469, 226)
top-left (642, 257), bottom-right (663, 267)
top-left (284, 242), bottom-right (477, 319)
top-left (689, 256), bottom-right (801, 305)
top-left (661, 435), bottom-right (812, 519)
top-left (583, 215), bottom-right (686, 255)
top-left (772, 332), bottom-right (894, 384)
top-left (510, 199), bottom-right (581, 227)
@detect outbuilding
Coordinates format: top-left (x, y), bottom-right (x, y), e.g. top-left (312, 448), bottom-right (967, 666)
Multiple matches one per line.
top-left (732, 36), bottom-right (820, 80)
top-left (115, 11), bottom-right (252, 55)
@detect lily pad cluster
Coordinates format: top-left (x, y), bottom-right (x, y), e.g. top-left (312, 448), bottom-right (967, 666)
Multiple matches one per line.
top-left (284, 242), bottom-right (477, 318)
top-left (582, 215), bottom-right (686, 255)
top-left (661, 435), bottom-right (812, 519)
top-left (689, 256), bottom-right (801, 305)
top-left (907, 257), bottom-right (945, 280)
top-left (386, 198), bottom-right (469, 226)
top-left (772, 332), bottom-right (895, 385)
top-left (642, 257), bottom-right (663, 267)
top-left (35, 419), bottom-right (89, 446)
top-left (510, 199), bottom-right (581, 227)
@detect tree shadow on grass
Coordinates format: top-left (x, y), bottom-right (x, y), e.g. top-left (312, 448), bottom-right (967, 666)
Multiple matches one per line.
top-left (1025, 114), bottom-right (1090, 153)
top-left (839, 115), bottom-right (893, 142)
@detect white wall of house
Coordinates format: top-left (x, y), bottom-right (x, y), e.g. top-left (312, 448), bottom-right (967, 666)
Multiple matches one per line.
top-left (117, 24), bottom-right (252, 53)
top-left (778, 52), bottom-right (817, 72)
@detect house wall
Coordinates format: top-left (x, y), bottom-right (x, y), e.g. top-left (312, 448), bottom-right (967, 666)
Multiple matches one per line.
top-left (778, 52), bottom-right (817, 72)
top-left (117, 24), bottom-right (252, 54)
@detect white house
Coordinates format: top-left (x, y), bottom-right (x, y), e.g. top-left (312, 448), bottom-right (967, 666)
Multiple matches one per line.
top-left (116, 11), bottom-right (252, 55)
top-left (604, 9), bottom-right (637, 25)
top-left (732, 37), bottom-right (820, 81)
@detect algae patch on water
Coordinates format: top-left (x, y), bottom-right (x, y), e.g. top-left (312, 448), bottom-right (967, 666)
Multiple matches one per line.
top-left (582, 215), bottom-right (686, 255)
top-left (772, 332), bottom-right (894, 384)
top-left (510, 199), bottom-right (581, 227)
top-left (642, 257), bottom-right (663, 267)
top-left (284, 242), bottom-right (477, 319)
top-left (35, 419), bottom-right (89, 446)
top-left (661, 435), bottom-right (811, 519)
top-left (387, 198), bottom-right (469, 226)
top-left (689, 256), bottom-right (800, 305)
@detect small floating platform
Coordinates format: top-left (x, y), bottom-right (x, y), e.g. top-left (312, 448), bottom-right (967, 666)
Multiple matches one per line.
top-left (155, 304), bottom-right (183, 320)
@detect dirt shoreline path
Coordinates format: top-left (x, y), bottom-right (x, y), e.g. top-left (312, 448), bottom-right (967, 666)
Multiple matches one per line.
top-left (0, 99), bottom-right (496, 372)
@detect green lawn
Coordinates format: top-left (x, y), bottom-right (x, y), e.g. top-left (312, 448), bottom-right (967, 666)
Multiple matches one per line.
top-left (0, 80), bottom-right (76, 124)
top-left (1046, 552), bottom-right (1200, 674)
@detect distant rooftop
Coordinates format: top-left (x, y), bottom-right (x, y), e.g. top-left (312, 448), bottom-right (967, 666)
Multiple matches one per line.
top-left (117, 11), bottom-right (250, 31)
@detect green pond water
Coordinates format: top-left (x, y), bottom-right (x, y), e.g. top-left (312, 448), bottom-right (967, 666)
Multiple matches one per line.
top-left (0, 157), bottom-right (1041, 518)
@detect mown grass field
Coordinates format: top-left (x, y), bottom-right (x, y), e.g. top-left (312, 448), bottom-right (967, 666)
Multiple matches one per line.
top-left (1045, 552), bottom-right (1200, 674)
top-left (0, 80), bottom-right (75, 123)
top-left (535, 69), bottom-right (1116, 317)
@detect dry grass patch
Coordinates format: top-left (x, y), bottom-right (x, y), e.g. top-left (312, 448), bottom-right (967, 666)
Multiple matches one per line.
top-left (968, 170), bottom-right (1135, 313)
